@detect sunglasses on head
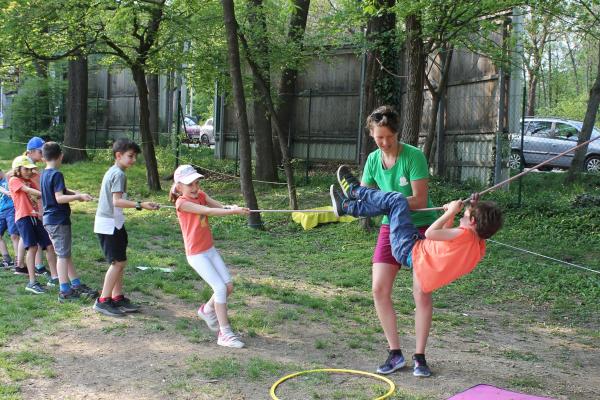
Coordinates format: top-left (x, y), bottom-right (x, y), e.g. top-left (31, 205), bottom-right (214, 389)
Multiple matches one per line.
top-left (370, 111), bottom-right (392, 122)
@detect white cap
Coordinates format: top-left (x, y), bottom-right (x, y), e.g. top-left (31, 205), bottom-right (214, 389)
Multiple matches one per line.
top-left (174, 165), bottom-right (204, 184)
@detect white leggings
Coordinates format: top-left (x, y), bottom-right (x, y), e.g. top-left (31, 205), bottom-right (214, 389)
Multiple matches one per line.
top-left (187, 247), bottom-right (231, 303)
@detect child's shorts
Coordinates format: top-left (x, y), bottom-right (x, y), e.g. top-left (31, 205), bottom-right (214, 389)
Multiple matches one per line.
top-left (16, 217), bottom-right (52, 250)
top-left (372, 224), bottom-right (428, 268)
top-left (44, 224), bottom-right (72, 258)
top-left (0, 208), bottom-right (18, 236)
top-left (97, 226), bottom-right (128, 264)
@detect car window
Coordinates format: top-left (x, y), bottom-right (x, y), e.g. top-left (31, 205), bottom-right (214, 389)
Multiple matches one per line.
top-left (554, 123), bottom-right (579, 141)
top-left (526, 121), bottom-right (553, 137)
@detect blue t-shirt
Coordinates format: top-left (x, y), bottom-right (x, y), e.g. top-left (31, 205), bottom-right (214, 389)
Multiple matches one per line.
top-left (41, 168), bottom-right (71, 225)
top-left (0, 178), bottom-right (14, 212)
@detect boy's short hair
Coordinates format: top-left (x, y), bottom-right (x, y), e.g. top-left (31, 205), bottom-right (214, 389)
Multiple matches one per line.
top-left (112, 138), bottom-right (141, 157)
top-left (42, 142), bottom-right (62, 161)
top-left (470, 201), bottom-right (503, 239)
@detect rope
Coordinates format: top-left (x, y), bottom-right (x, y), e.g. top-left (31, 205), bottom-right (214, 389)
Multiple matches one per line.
top-left (488, 239), bottom-right (600, 275)
top-left (413, 133), bottom-right (600, 212)
top-left (179, 157), bottom-right (288, 186)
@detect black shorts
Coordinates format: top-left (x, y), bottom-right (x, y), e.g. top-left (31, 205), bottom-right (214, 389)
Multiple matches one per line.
top-left (97, 226), bottom-right (128, 264)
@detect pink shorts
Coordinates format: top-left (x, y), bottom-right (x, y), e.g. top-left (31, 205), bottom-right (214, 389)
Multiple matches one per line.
top-left (372, 224), bottom-right (428, 267)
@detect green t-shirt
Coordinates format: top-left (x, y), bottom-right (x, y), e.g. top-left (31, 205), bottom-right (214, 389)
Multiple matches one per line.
top-left (362, 145), bottom-right (438, 227)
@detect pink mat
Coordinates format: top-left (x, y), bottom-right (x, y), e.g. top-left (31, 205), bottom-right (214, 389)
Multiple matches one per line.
top-left (447, 384), bottom-right (554, 400)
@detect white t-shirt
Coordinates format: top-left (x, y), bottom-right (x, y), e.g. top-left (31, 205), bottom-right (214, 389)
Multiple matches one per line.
top-left (94, 165), bottom-right (127, 234)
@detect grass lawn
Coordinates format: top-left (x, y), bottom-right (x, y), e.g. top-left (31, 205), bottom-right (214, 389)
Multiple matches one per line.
top-left (0, 130), bottom-right (599, 400)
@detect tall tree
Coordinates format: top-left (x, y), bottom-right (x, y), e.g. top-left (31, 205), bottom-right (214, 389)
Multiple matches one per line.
top-left (64, 55), bottom-right (88, 162)
top-left (221, 0), bottom-right (263, 227)
top-left (401, 12), bottom-right (425, 146)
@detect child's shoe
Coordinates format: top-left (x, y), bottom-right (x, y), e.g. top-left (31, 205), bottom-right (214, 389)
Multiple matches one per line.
top-left (73, 284), bottom-right (99, 299)
top-left (93, 299), bottom-right (125, 317)
top-left (217, 331), bottom-right (245, 348)
top-left (112, 296), bottom-right (140, 313)
top-left (337, 165), bottom-right (360, 198)
top-left (412, 354), bottom-right (432, 377)
top-left (46, 277), bottom-right (59, 287)
top-left (1, 256), bottom-right (13, 269)
top-left (13, 266), bottom-right (28, 275)
top-left (58, 289), bottom-right (81, 302)
top-left (197, 304), bottom-right (219, 332)
top-left (35, 265), bottom-right (49, 277)
top-left (376, 350), bottom-right (406, 375)
top-left (25, 281), bottom-right (46, 295)
top-left (330, 185), bottom-right (347, 217)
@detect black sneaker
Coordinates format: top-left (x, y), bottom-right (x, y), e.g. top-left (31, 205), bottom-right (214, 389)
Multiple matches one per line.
top-left (25, 281), bottom-right (46, 295)
top-left (73, 284), bottom-right (99, 299)
top-left (35, 266), bottom-right (49, 276)
top-left (330, 185), bottom-right (347, 217)
top-left (337, 165), bottom-right (360, 198)
top-left (93, 299), bottom-right (125, 317)
top-left (112, 297), bottom-right (140, 313)
top-left (58, 289), bottom-right (81, 302)
top-left (412, 354), bottom-right (432, 377)
top-left (14, 266), bottom-right (29, 275)
top-left (2, 257), bottom-right (13, 269)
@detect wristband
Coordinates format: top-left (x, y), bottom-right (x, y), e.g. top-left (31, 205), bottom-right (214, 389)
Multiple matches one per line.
top-left (136, 201), bottom-right (142, 211)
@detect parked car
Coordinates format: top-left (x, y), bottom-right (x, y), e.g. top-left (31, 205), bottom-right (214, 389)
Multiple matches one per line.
top-left (509, 117), bottom-right (600, 173)
top-left (183, 116), bottom-right (215, 146)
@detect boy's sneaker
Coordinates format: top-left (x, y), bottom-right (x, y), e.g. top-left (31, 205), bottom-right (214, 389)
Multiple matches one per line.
top-left (46, 278), bottom-right (59, 287)
top-left (337, 165), bottom-right (360, 198)
top-left (412, 355), bottom-right (432, 377)
top-left (13, 266), bottom-right (28, 275)
top-left (73, 284), bottom-right (99, 299)
top-left (112, 297), bottom-right (140, 313)
top-left (330, 185), bottom-right (347, 217)
top-left (25, 281), bottom-right (46, 295)
top-left (35, 266), bottom-right (49, 277)
top-left (217, 331), bottom-right (245, 348)
top-left (2, 257), bottom-right (13, 269)
top-left (93, 299), bottom-right (125, 317)
top-left (58, 289), bottom-right (81, 302)
top-left (197, 304), bottom-right (219, 332)
top-left (376, 350), bottom-right (406, 375)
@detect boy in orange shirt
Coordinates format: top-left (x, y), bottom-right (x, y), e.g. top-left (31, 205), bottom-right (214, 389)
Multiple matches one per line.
top-left (331, 165), bottom-right (503, 377)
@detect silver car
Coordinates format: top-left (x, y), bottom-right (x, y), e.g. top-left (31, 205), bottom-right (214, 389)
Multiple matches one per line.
top-left (509, 117), bottom-right (600, 173)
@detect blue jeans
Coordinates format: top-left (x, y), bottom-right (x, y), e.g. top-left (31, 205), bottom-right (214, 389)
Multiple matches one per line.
top-left (344, 186), bottom-right (421, 265)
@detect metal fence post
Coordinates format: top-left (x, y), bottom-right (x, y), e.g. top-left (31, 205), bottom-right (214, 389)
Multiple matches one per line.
top-left (305, 88), bottom-right (312, 184)
top-left (132, 92), bottom-right (137, 140)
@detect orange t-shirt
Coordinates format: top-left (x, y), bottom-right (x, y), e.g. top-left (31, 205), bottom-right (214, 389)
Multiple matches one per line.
top-left (175, 192), bottom-right (214, 256)
top-left (412, 227), bottom-right (486, 293)
top-left (8, 176), bottom-right (40, 221)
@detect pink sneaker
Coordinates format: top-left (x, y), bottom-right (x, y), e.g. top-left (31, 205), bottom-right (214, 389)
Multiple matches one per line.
top-left (197, 304), bottom-right (219, 332)
top-left (217, 332), bottom-right (245, 348)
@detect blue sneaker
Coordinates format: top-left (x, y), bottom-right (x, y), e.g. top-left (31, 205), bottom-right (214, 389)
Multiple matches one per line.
top-left (376, 351), bottom-right (406, 374)
top-left (413, 355), bottom-right (432, 377)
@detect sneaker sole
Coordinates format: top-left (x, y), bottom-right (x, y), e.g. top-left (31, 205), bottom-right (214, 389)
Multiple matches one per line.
top-left (14, 271), bottom-right (28, 275)
top-left (25, 287), bottom-right (46, 295)
top-left (413, 369), bottom-right (431, 377)
top-left (117, 307), bottom-right (140, 313)
top-left (93, 304), bottom-right (125, 317)
top-left (330, 185), bottom-right (342, 217)
top-left (376, 360), bottom-right (406, 375)
top-left (217, 341), bottom-right (245, 349)
top-left (336, 165), bottom-right (351, 197)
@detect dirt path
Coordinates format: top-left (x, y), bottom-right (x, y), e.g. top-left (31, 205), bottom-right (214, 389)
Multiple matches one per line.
top-left (9, 288), bottom-right (600, 400)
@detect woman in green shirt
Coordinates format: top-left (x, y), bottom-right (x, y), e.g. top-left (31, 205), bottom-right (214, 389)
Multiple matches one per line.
top-left (361, 106), bottom-right (437, 376)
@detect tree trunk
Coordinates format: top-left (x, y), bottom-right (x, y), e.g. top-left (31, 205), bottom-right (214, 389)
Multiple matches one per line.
top-left (360, 0), bottom-right (397, 168)
top-left (526, 72), bottom-right (538, 117)
top-left (222, 0), bottom-right (262, 227)
top-left (247, 0), bottom-right (277, 182)
top-left (275, 0), bottom-right (310, 166)
top-left (63, 56), bottom-right (88, 163)
top-left (565, 39), bottom-right (600, 183)
top-left (131, 66), bottom-right (162, 191)
top-left (402, 13), bottom-right (425, 146)
top-left (147, 74), bottom-right (160, 144)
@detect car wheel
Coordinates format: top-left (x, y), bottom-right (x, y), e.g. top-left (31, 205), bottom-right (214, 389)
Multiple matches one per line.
top-left (508, 151), bottom-right (523, 170)
top-left (201, 134), bottom-right (210, 146)
top-left (584, 155), bottom-right (600, 173)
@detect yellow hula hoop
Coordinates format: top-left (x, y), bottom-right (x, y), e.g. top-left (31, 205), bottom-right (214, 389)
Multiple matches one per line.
top-left (270, 368), bottom-right (396, 400)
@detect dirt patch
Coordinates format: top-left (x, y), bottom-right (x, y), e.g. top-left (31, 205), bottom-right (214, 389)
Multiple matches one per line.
top-left (9, 292), bottom-right (600, 400)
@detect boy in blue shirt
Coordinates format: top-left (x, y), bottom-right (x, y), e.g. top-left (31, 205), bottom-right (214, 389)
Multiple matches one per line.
top-left (0, 168), bottom-right (19, 269)
top-left (40, 142), bottom-right (98, 301)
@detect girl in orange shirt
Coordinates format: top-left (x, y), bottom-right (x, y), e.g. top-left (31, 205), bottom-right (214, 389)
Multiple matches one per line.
top-left (170, 165), bottom-right (250, 348)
